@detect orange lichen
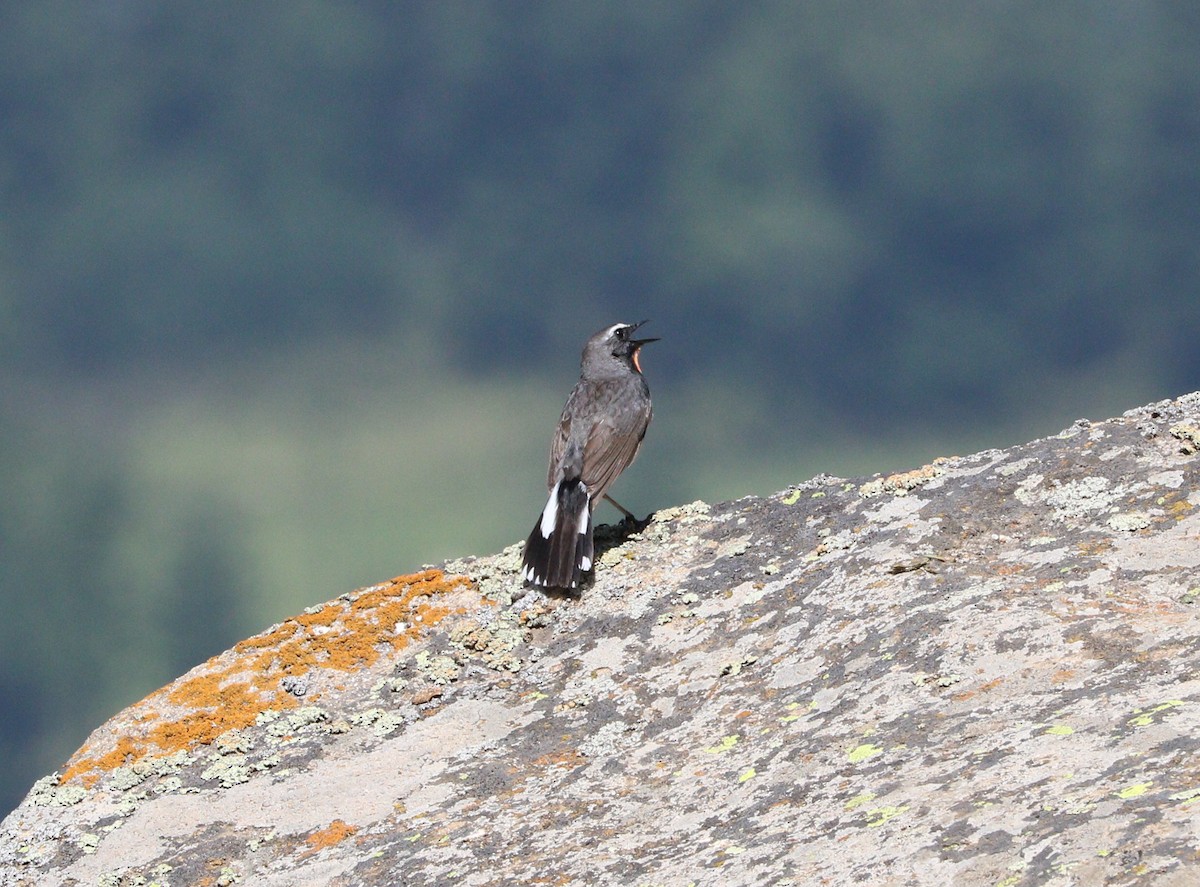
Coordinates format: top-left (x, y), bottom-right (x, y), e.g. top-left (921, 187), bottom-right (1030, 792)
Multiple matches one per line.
top-left (66, 736), bottom-right (145, 788)
top-left (294, 602), bottom-right (344, 629)
top-left (302, 819), bottom-right (360, 856)
top-left (60, 570), bottom-right (473, 785)
top-left (528, 874), bottom-right (574, 886)
top-left (951, 678), bottom-right (1004, 702)
top-left (531, 749), bottom-right (586, 771)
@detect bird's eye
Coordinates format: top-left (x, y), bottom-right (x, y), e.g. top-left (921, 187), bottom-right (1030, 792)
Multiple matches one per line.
top-left (615, 326), bottom-right (629, 340)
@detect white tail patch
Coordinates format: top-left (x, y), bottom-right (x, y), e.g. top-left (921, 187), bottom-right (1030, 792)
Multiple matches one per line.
top-left (580, 555), bottom-right (592, 571)
top-left (579, 496), bottom-right (590, 534)
top-left (539, 482), bottom-right (559, 538)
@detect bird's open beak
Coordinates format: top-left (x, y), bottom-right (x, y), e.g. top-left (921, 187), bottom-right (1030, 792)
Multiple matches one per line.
top-left (627, 319), bottom-right (660, 348)
top-left (628, 321), bottom-right (659, 374)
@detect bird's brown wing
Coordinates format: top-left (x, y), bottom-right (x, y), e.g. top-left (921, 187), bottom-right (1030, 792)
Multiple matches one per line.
top-left (580, 400), bottom-right (652, 503)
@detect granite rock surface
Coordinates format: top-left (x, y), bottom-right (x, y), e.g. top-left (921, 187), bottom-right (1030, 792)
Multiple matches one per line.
top-left (4, 393), bottom-right (1200, 886)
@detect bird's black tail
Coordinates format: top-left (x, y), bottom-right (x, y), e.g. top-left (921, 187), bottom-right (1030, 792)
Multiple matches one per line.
top-left (522, 478), bottom-right (593, 589)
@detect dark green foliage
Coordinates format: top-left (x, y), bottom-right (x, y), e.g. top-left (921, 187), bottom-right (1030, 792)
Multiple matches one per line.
top-left (0, 2), bottom-right (1188, 405)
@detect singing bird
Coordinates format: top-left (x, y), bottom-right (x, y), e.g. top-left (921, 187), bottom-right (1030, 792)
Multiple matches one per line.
top-left (521, 321), bottom-right (657, 589)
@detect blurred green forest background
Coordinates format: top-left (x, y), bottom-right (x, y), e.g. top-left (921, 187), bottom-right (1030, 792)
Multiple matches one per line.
top-left (3, 1), bottom-right (1200, 815)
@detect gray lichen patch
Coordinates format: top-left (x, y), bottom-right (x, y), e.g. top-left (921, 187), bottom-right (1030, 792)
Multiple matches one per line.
top-left (413, 650), bottom-right (462, 685)
top-left (649, 499), bottom-right (711, 524)
top-left (264, 706), bottom-right (329, 737)
top-left (27, 777), bottom-right (87, 808)
top-left (1043, 475), bottom-right (1121, 522)
top-left (201, 756), bottom-right (251, 789)
top-left (1108, 511), bottom-right (1153, 532)
top-left (106, 751), bottom-right (190, 795)
top-left (444, 541), bottom-right (525, 606)
top-left (449, 611), bottom-right (526, 672)
top-left (349, 707), bottom-right (410, 737)
top-left (1169, 422), bottom-right (1200, 453)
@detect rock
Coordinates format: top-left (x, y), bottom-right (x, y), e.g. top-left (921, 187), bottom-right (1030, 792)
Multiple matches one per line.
top-left (3, 392), bottom-right (1200, 886)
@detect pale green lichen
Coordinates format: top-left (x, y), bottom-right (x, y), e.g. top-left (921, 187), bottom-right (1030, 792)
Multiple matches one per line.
top-left (450, 616), bottom-right (524, 672)
top-left (1108, 512), bottom-right (1152, 532)
top-left (350, 708), bottom-right (408, 736)
top-left (247, 830), bottom-right (277, 852)
top-left (705, 735), bottom-right (739, 754)
top-left (1115, 782), bottom-right (1153, 800)
top-left (650, 500), bottom-right (710, 523)
top-left (264, 705), bottom-right (328, 739)
top-left (444, 541), bottom-right (524, 604)
top-left (414, 650), bottom-right (462, 685)
top-left (844, 792), bottom-right (876, 811)
top-left (28, 775), bottom-right (87, 808)
top-left (108, 765), bottom-right (151, 793)
top-left (848, 743), bottom-right (883, 763)
top-left (1127, 701), bottom-right (1184, 728)
top-left (214, 730), bottom-right (254, 756)
top-left (865, 805), bottom-right (909, 827)
top-left (201, 756), bottom-right (251, 788)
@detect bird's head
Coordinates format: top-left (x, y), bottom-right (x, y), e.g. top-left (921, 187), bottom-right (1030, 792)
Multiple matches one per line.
top-left (587, 320), bottom-right (658, 375)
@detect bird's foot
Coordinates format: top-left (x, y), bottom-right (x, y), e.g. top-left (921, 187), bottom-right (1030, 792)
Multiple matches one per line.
top-left (620, 511), bottom-right (655, 533)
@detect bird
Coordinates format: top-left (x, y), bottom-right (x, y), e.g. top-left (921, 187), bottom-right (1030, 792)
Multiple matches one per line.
top-left (521, 321), bottom-right (658, 590)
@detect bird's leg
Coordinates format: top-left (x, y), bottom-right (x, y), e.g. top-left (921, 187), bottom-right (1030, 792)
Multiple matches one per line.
top-left (603, 494), bottom-right (636, 521)
top-left (603, 494), bottom-right (652, 531)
